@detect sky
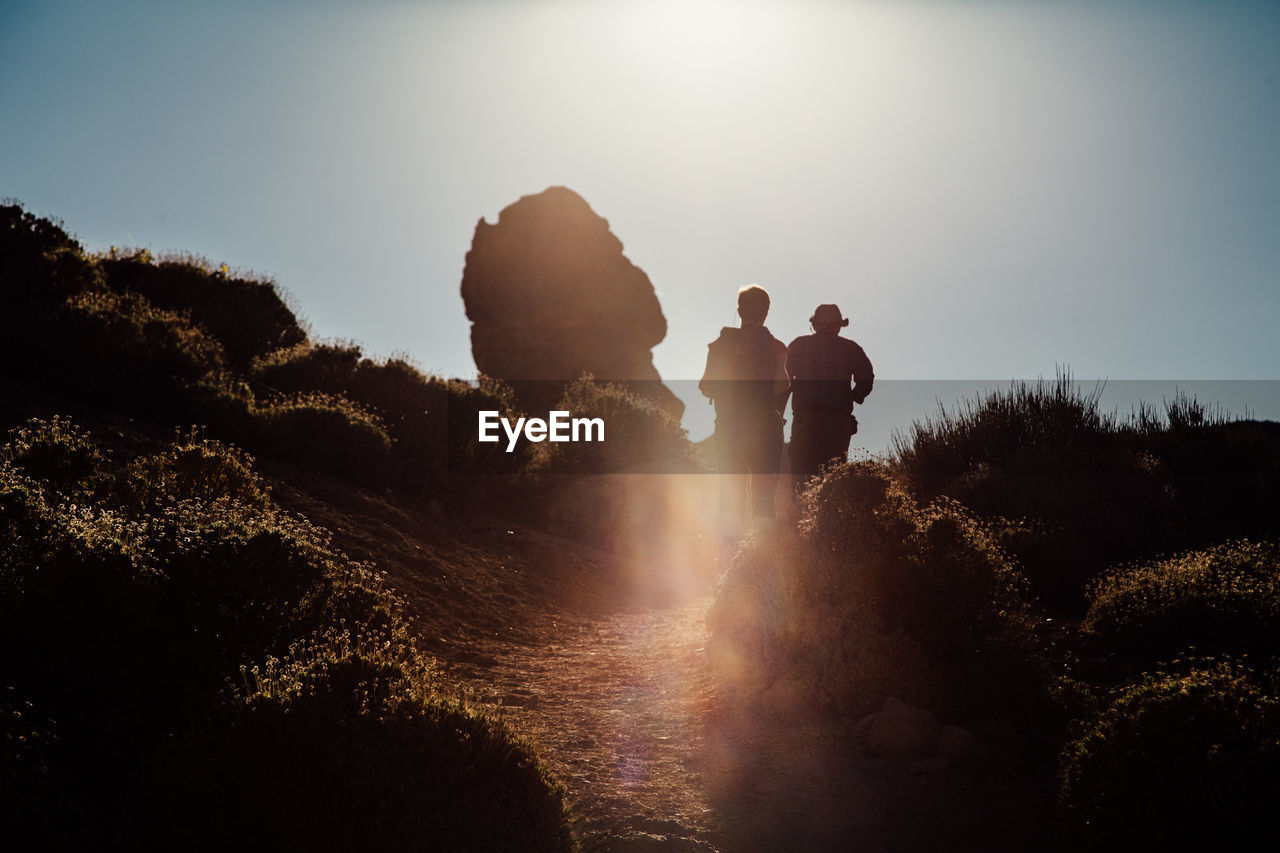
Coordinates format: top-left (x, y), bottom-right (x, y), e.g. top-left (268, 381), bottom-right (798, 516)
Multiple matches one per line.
top-left (3, 0), bottom-right (1278, 446)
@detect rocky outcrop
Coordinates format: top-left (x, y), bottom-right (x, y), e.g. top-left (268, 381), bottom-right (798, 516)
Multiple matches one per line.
top-left (460, 187), bottom-right (683, 418)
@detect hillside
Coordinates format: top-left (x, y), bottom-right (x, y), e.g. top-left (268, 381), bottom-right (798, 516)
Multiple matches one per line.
top-left (0, 202), bottom-right (724, 850)
top-left (0, 203), bottom-right (583, 851)
top-left (5, 201), bottom-right (1280, 852)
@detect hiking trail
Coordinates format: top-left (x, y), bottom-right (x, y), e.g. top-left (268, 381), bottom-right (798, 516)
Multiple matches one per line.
top-left (442, 587), bottom-right (1054, 852)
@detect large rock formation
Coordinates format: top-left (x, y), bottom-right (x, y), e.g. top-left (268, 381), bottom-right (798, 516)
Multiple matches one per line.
top-left (460, 187), bottom-right (683, 419)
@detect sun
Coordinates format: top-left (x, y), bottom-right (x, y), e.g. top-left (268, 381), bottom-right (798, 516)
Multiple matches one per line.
top-left (608, 0), bottom-right (790, 91)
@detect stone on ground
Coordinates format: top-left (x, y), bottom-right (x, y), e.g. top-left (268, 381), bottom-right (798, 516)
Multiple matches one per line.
top-left (865, 697), bottom-right (942, 759)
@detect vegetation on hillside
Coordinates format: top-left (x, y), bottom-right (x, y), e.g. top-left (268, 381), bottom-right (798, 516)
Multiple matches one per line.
top-left (710, 462), bottom-right (1040, 720)
top-left (1084, 540), bottom-right (1280, 670)
top-left (534, 374), bottom-right (698, 475)
top-left (890, 374), bottom-right (1280, 613)
top-left (0, 417), bottom-right (573, 851)
top-left (6, 199), bottom-right (1279, 850)
top-left (713, 375), bottom-right (1280, 848)
top-left (1, 203), bottom-right (693, 491)
top-left (0, 200), bottom-right (708, 849)
top-left (1059, 662), bottom-right (1280, 850)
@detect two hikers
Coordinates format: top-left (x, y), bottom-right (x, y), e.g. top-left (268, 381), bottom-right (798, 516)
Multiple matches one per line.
top-left (699, 291), bottom-right (873, 535)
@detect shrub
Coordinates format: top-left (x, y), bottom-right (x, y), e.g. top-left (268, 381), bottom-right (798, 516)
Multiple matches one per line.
top-left (0, 203), bottom-right (102, 308)
top-left (537, 375), bottom-right (696, 474)
top-left (710, 461), bottom-right (1039, 719)
top-left (172, 376), bottom-right (260, 447)
top-left (252, 392), bottom-right (393, 485)
top-left (50, 289), bottom-right (227, 409)
top-left (1143, 415), bottom-right (1280, 549)
top-left (1059, 663), bottom-right (1280, 850)
top-left (0, 419), bottom-right (573, 851)
top-left (421, 374), bottom-right (532, 478)
top-left (802, 463), bottom-right (1032, 663)
top-left (352, 356), bottom-right (435, 418)
top-left (1084, 540), bottom-right (1280, 667)
top-left (1161, 392), bottom-right (1230, 432)
top-left (887, 375), bottom-right (1280, 614)
top-left (352, 359), bottom-right (450, 490)
top-left (250, 340), bottom-right (363, 397)
top-left (708, 530), bottom-right (938, 713)
top-left (251, 343), bottom-right (436, 422)
top-left (118, 430), bottom-right (270, 512)
top-left (100, 250), bottom-right (306, 368)
top-left (891, 373), bottom-right (1115, 496)
top-left (1, 421), bottom-right (390, 737)
top-left (3, 416), bottom-right (106, 497)
top-left (252, 344), bottom-right (450, 488)
top-left (0, 491), bottom-right (167, 745)
top-left (251, 345), bottom-right (533, 489)
top-left (127, 636), bottom-right (574, 853)
top-left (0, 466), bottom-right (53, 601)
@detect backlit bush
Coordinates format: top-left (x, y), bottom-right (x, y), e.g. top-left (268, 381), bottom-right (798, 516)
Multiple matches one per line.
top-left (251, 343), bottom-right (538, 487)
top-left (1059, 663), bottom-right (1280, 850)
top-left (537, 375), bottom-right (696, 474)
top-left (802, 462), bottom-right (1032, 664)
top-left (101, 250), bottom-right (306, 368)
top-left (0, 464), bottom-right (55, 606)
top-left (4, 416), bottom-right (106, 498)
top-left (51, 289), bottom-right (227, 410)
top-left (710, 461), bottom-right (1038, 718)
top-left (250, 340), bottom-right (363, 396)
top-left (423, 374), bottom-right (532, 477)
top-left (0, 204), bottom-right (545, 491)
top-left (118, 431), bottom-right (270, 511)
top-left (252, 343), bottom-right (437, 422)
top-left (252, 392), bottom-right (393, 485)
top-left (252, 344), bottom-right (451, 488)
top-left (891, 374), bottom-right (1114, 495)
top-left (889, 375), bottom-right (1280, 614)
top-left (3, 459), bottom-right (347, 739)
top-left (0, 203), bottom-right (101, 308)
top-left (128, 635), bottom-right (573, 853)
top-left (0, 419), bottom-right (573, 851)
top-left (708, 530), bottom-right (937, 713)
top-left (352, 356), bottom-right (435, 417)
top-left (1084, 540), bottom-right (1280, 667)
top-left (1143, 414), bottom-right (1280, 550)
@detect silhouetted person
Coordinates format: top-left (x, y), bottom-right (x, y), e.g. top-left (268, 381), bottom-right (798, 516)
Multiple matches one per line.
top-left (699, 285), bottom-right (789, 541)
top-left (787, 304), bottom-right (874, 485)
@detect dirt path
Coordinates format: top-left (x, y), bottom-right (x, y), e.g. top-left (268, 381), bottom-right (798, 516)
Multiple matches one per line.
top-left (441, 582), bottom-right (1059, 853)
top-left (448, 597), bottom-right (721, 851)
top-left (277, 489), bottom-right (1060, 853)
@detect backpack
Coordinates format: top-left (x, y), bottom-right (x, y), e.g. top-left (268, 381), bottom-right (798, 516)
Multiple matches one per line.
top-left (700, 326), bottom-right (779, 416)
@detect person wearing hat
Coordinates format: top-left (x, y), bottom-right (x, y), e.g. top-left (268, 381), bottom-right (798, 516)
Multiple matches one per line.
top-left (786, 304), bottom-right (874, 483)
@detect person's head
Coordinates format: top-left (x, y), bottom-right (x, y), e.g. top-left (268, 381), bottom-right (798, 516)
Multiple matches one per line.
top-left (810, 303), bottom-right (848, 334)
top-left (737, 284), bottom-right (771, 326)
